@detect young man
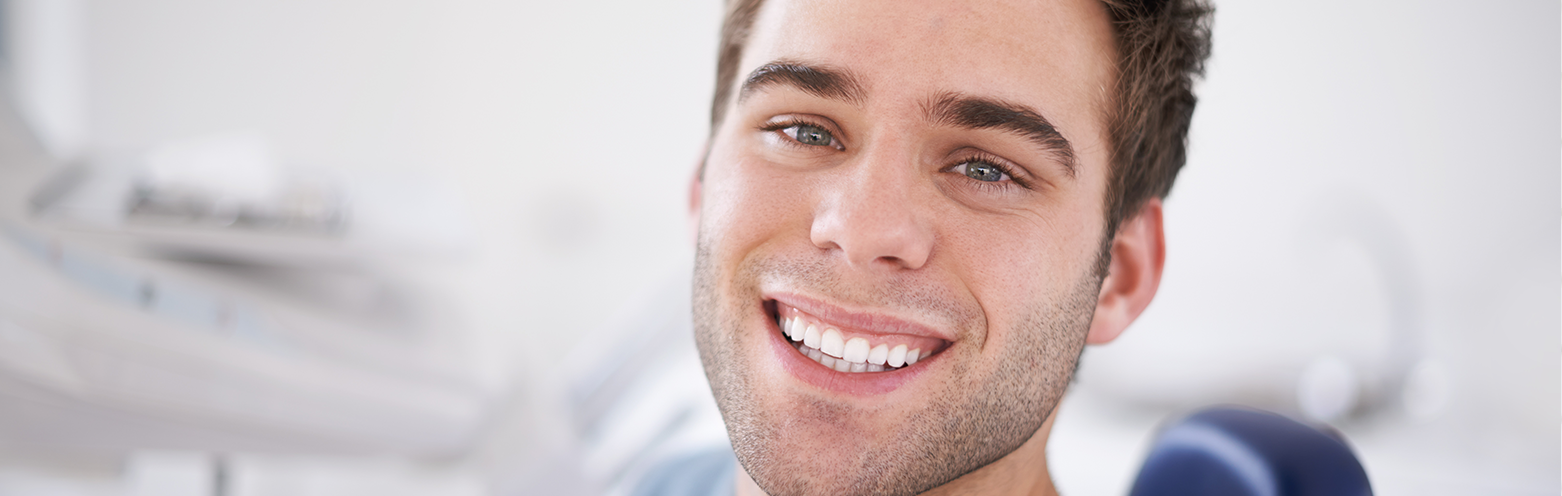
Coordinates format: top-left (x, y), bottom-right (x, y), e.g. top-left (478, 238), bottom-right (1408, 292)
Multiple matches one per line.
top-left (682, 0), bottom-right (1212, 494)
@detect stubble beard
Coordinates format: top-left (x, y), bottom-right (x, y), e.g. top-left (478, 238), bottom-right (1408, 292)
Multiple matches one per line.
top-left (692, 236), bottom-right (1106, 496)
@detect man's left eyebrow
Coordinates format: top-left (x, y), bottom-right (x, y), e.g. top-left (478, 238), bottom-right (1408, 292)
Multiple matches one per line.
top-left (925, 93), bottom-right (1078, 178)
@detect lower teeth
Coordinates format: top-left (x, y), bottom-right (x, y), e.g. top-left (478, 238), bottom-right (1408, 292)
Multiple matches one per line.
top-left (794, 341), bottom-right (895, 373)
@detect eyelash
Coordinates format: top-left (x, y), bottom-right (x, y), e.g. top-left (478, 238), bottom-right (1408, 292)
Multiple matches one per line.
top-left (759, 118), bottom-right (844, 150)
top-left (948, 152), bottom-right (1033, 191)
top-left (759, 117), bottom-right (1033, 192)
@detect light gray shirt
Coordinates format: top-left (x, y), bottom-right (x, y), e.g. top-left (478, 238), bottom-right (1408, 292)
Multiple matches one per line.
top-left (629, 448), bottom-right (738, 496)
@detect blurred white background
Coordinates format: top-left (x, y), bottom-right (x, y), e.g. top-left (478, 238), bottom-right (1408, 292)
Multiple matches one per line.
top-left (0, 0), bottom-right (1555, 495)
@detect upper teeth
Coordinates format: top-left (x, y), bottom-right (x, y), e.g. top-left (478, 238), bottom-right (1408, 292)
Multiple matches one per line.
top-left (780, 309), bottom-right (924, 373)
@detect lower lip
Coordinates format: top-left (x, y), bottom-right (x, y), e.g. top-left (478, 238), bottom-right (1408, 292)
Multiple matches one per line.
top-left (766, 314), bottom-right (930, 396)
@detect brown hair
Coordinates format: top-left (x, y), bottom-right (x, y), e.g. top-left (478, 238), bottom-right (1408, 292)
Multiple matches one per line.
top-left (1098, 0), bottom-right (1213, 233)
top-left (708, 0), bottom-right (1213, 234)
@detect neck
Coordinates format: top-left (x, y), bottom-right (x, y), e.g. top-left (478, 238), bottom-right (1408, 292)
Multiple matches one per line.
top-left (734, 405), bottom-right (1062, 496)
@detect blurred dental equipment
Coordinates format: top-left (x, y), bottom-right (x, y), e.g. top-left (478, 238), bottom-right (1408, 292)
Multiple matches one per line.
top-left (28, 131), bottom-right (472, 267)
top-left (0, 98), bottom-right (489, 465)
top-left (128, 133), bottom-right (345, 235)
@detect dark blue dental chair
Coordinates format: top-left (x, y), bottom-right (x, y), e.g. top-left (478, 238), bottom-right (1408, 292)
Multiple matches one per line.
top-left (1129, 407), bottom-right (1373, 496)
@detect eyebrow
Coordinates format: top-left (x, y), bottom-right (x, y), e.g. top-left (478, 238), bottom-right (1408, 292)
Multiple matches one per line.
top-left (925, 92), bottom-right (1078, 178)
top-left (738, 60), bottom-right (867, 106)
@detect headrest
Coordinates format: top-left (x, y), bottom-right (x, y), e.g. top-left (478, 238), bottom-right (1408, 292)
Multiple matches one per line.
top-left (1129, 407), bottom-right (1373, 496)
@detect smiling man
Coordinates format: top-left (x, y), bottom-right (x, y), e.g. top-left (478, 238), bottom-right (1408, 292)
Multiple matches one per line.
top-left (678, 0), bottom-right (1212, 494)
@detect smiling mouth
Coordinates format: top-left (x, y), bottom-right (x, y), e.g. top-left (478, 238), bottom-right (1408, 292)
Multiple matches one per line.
top-left (768, 301), bottom-right (950, 374)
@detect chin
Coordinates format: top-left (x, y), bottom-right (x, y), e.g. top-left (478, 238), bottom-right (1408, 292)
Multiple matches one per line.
top-left (692, 243), bottom-right (1098, 496)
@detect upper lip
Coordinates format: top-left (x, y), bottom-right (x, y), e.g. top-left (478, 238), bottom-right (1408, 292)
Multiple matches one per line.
top-left (765, 292), bottom-right (957, 343)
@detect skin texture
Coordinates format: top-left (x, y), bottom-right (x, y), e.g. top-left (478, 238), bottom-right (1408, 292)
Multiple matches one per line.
top-left (688, 0), bottom-right (1167, 494)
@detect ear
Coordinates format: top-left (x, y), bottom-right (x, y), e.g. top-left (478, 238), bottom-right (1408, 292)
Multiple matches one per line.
top-left (687, 144), bottom-right (708, 247)
top-left (1086, 198), bottom-right (1166, 345)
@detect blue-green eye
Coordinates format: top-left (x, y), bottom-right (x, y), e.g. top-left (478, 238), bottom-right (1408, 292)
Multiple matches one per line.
top-left (786, 124), bottom-right (836, 147)
top-left (956, 161), bottom-right (1009, 182)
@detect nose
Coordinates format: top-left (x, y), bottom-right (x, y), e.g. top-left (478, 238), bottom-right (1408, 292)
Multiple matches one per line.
top-left (809, 156), bottom-right (934, 271)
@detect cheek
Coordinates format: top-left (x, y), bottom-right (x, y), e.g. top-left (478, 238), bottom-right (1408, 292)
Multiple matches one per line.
top-left (700, 143), bottom-right (814, 261)
top-left (938, 210), bottom-right (1099, 347)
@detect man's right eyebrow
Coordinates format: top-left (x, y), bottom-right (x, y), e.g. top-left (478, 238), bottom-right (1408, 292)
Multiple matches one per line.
top-left (737, 60), bottom-right (867, 106)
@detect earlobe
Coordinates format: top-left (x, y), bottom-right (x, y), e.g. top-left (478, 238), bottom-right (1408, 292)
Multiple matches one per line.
top-left (1086, 198), bottom-right (1166, 345)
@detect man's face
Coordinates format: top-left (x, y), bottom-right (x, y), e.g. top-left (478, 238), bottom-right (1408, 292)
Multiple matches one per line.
top-left (692, 0), bottom-right (1118, 494)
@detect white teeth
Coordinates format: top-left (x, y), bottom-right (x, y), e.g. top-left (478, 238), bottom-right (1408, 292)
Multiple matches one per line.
top-left (783, 314), bottom-right (934, 374)
top-left (803, 325), bottom-right (821, 348)
top-left (820, 328), bottom-right (845, 358)
top-left (843, 338), bottom-right (870, 364)
top-left (868, 344), bottom-right (888, 365)
top-left (887, 344), bottom-right (908, 367)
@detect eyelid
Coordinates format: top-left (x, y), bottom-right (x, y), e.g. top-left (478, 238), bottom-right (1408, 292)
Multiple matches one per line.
top-left (758, 115), bottom-right (847, 150)
top-left (946, 150), bottom-right (1036, 190)
top-left (953, 162), bottom-right (1012, 182)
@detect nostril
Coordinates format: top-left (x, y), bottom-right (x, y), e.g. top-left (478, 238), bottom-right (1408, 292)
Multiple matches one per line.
top-left (809, 190), bottom-right (934, 270)
top-left (873, 239), bottom-right (931, 270)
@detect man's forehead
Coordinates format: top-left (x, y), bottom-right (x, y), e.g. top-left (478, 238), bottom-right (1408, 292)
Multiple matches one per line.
top-left (742, 0), bottom-right (1116, 94)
